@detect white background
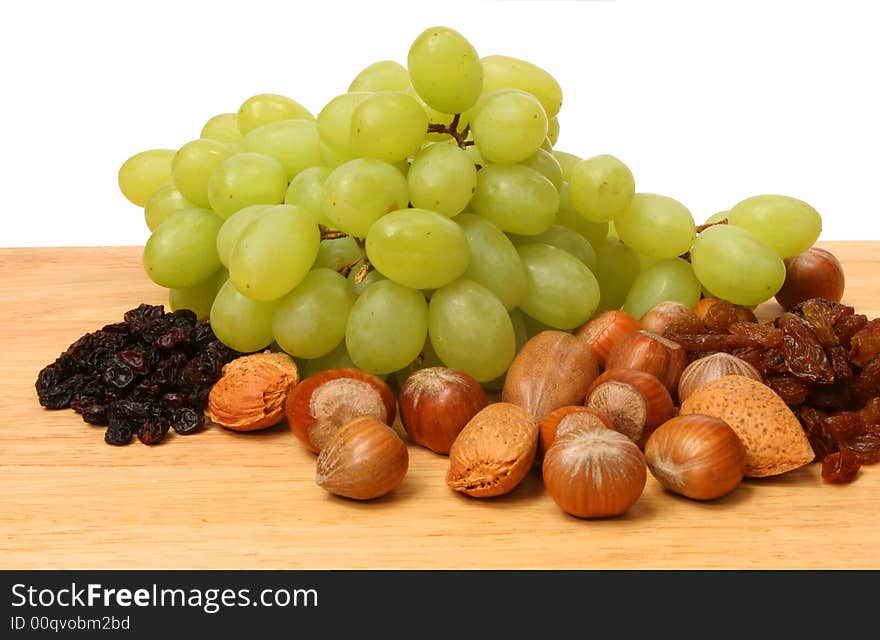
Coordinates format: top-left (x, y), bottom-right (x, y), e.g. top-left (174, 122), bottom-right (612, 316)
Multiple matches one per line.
top-left (2, 0), bottom-right (878, 247)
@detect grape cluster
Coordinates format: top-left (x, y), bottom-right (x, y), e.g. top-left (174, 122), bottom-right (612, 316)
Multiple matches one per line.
top-left (117, 26), bottom-right (823, 385)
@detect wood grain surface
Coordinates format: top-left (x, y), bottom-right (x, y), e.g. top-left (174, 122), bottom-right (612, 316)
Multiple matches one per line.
top-left (1, 242), bottom-right (878, 569)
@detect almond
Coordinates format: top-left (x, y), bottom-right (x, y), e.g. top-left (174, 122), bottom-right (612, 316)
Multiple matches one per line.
top-left (501, 330), bottom-right (599, 421)
top-left (678, 374), bottom-right (814, 477)
top-left (207, 352), bottom-right (299, 431)
top-left (447, 402), bottom-right (539, 498)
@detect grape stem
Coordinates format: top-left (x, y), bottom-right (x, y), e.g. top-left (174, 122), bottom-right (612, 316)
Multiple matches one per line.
top-left (695, 218), bottom-right (729, 233)
top-left (319, 225), bottom-right (347, 241)
top-left (427, 113), bottom-right (472, 149)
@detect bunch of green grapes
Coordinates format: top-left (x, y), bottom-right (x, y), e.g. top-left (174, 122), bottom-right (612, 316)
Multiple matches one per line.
top-left (117, 25), bottom-right (823, 385)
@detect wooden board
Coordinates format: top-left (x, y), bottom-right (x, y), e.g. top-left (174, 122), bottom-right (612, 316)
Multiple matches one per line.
top-left (1, 242), bottom-right (878, 569)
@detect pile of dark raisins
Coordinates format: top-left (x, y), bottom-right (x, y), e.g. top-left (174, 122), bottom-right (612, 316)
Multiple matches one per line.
top-left (35, 304), bottom-right (240, 446)
top-left (666, 298), bottom-right (880, 484)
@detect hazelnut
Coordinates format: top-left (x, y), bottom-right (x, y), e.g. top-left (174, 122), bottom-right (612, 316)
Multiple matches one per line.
top-left (645, 414), bottom-right (746, 500)
top-left (315, 416), bottom-right (409, 500)
top-left (605, 330), bottom-right (687, 393)
top-left (447, 402), bottom-right (538, 498)
top-left (542, 421), bottom-right (647, 518)
top-left (585, 368), bottom-right (674, 448)
top-left (207, 352), bottom-right (299, 431)
top-left (640, 301), bottom-right (702, 336)
top-left (575, 310), bottom-right (640, 367)
top-left (538, 405), bottom-right (613, 461)
top-left (775, 246), bottom-right (845, 310)
top-left (286, 368), bottom-right (396, 453)
top-left (399, 367), bottom-right (488, 454)
top-left (502, 330), bottom-right (599, 421)
top-left (677, 352), bottom-right (762, 403)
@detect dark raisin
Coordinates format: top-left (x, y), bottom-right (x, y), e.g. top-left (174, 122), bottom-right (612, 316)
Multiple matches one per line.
top-left (729, 322), bottom-right (783, 348)
top-left (849, 319), bottom-right (880, 367)
top-left (117, 349), bottom-right (151, 375)
top-left (839, 426), bottom-right (880, 465)
top-left (101, 321), bottom-right (131, 335)
top-left (170, 308), bottom-right (198, 328)
top-left (80, 402), bottom-right (109, 426)
top-left (821, 450), bottom-right (860, 483)
top-left (137, 416), bottom-right (170, 445)
top-left (823, 412), bottom-right (865, 446)
top-left (154, 352), bottom-right (188, 387)
top-left (703, 301), bottom-right (740, 334)
top-left (827, 346), bottom-right (853, 382)
top-left (853, 355), bottom-right (880, 404)
top-left (860, 397), bottom-right (880, 426)
top-left (104, 424), bottom-right (134, 446)
top-left (154, 327), bottom-right (191, 350)
top-left (100, 357), bottom-right (135, 389)
top-left (161, 391), bottom-right (187, 408)
top-left (37, 373), bottom-right (93, 409)
top-left (761, 348), bottom-right (789, 375)
top-left (798, 405), bottom-right (833, 460)
top-left (834, 314), bottom-right (868, 348)
top-left (730, 346), bottom-right (766, 374)
top-left (798, 298), bottom-right (840, 348)
top-left (184, 352), bottom-right (223, 385)
top-left (766, 375), bottom-right (810, 407)
top-left (192, 320), bottom-right (217, 348)
top-left (171, 407), bottom-right (204, 435)
top-left (807, 383), bottom-right (853, 412)
top-left (187, 385), bottom-right (212, 410)
top-left (778, 313), bottom-right (834, 384)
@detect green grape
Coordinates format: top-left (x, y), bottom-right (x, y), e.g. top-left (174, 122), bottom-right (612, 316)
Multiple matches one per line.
top-left (229, 204), bottom-right (320, 301)
top-left (171, 139), bottom-right (235, 208)
top-left (210, 279), bottom-right (279, 352)
top-left (284, 166), bottom-right (334, 227)
top-left (508, 308), bottom-right (529, 351)
top-left (428, 279), bottom-right (516, 382)
top-left (622, 258), bottom-right (702, 320)
top-left (237, 93), bottom-right (313, 135)
top-left (347, 262), bottom-right (386, 296)
top-left (169, 268), bottom-right (227, 320)
top-left (728, 195), bottom-right (822, 258)
top-left (520, 148), bottom-right (563, 190)
top-left (547, 116), bottom-right (560, 146)
top-left (705, 210), bottom-right (729, 224)
top-left (215, 204), bottom-right (271, 267)
top-left (615, 193), bottom-right (696, 258)
top-left (593, 237), bottom-right (641, 310)
top-left (298, 341), bottom-right (356, 379)
top-left (556, 183), bottom-right (609, 248)
top-left (540, 137), bottom-right (553, 153)
top-left (553, 150), bottom-right (583, 182)
top-left (350, 92), bottom-right (428, 163)
top-left (471, 164), bottom-right (558, 235)
top-left (317, 92), bottom-right (372, 163)
top-left (272, 268), bottom-right (355, 359)
top-left (243, 119), bottom-right (321, 180)
top-left (143, 208), bottom-right (223, 288)
top-left (568, 154), bottom-right (635, 222)
top-left (509, 225), bottom-right (596, 270)
top-left (407, 26), bottom-right (483, 114)
top-left (349, 60), bottom-right (412, 92)
top-left (472, 91), bottom-right (548, 163)
top-left (479, 55), bottom-right (563, 118)
top-left (200, 113), bottom-right (243, 143)
top-left (456, 213), bottom-right (526, 310)
top-left (407, 142), bottom-right (477, 217)
top-left (457, 88), bottom-right (523, 134)
top-left (346, 280), bottom-right (428, 375)
top-left (118, 149), bottom-right (176, 206)
top-left (691, 225), bottom-right (786, 306)
top-left (322, 158), bottom-right (408, 237)
top-left (313, 236), bottom-right (363, 271)
top-left (365, 208), bottom-right (470, 289)
top-left (144, 183), bottom-right (194, 231)
top-left (639, 252), bottom-right (659, 272)
top-left (207, 152), bottom-right (288, 219)
top-left (517, 243), bottom-right (600, 330)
